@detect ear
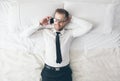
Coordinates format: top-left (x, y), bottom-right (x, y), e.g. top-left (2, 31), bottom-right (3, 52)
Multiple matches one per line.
top-left (63, 17), bottom-right (71, 26)
top-left (66, 16), bottom-right (72, 23)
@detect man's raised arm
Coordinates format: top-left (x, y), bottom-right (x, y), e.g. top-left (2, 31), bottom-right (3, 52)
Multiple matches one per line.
top-left (20, 16), bottom-right (52, 37)
top-left (65, 16), bottom-right (93, 37)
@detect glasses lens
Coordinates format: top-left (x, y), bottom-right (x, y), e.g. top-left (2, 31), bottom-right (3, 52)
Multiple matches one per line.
top-left (54, 18), bottom-right (65, 22)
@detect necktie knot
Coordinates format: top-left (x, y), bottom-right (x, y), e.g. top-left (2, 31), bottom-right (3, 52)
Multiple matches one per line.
top-left (56, 32), bottom-right (60, 35)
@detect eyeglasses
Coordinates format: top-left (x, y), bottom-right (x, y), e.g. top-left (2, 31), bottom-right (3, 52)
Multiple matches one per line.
top-left (54, 18), bottom-right (66, 23)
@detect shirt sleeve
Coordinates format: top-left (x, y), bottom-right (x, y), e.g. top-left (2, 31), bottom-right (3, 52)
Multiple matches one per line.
top-left (20, 25), bottom-right (43, 37)
top-left (65, 16), bottom-right (93, 37)
top-left (20, 24), bottom-right (52, 37)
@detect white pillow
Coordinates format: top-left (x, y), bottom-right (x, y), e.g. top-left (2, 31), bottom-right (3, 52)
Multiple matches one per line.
top-left (19, 1), bottom-right (64, 31)
top-left (0, 0), bottom-right (10, 33)
top-left (64, 2), bottom-right (115, 34)
top-left (0, 0), bottom-right (19, 33)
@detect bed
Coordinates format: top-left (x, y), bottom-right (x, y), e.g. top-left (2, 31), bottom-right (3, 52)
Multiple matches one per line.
top-left (0, 0), bottom-right (120, 81)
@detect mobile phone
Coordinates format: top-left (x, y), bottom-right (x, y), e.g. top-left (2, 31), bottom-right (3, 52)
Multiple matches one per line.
top-left (49, 18), bottom-right (54, 24)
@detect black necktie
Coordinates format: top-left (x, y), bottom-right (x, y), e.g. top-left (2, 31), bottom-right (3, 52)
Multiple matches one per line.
top-left (56, 32), bottom-right (62, 63)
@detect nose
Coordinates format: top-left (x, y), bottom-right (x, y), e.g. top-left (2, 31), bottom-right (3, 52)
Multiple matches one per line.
top-left (54, 21), bottom-right (60, 24)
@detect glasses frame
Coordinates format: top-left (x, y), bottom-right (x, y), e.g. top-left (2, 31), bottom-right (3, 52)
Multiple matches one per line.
top-left (53, 18), bottom-right (67, 23)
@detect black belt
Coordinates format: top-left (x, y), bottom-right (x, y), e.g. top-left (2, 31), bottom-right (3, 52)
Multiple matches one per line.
top-left (45, 64), bottom-right (70, 71)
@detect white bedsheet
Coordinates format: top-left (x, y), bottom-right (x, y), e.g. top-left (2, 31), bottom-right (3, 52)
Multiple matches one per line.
top-left (0, 28), bottom-right (120, 81)
top-left (0, 47), bottom-right (120, 81)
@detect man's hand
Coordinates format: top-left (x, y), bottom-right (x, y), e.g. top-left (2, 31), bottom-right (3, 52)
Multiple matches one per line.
top-left (39, 16), bottom-right (52, 26)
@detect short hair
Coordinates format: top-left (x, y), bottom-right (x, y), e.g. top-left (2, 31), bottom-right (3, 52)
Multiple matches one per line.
top-left (54, 8), bottom-right (69, 19)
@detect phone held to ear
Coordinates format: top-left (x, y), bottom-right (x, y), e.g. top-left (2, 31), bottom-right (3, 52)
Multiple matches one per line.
top-left (49, 18), bottom-right (54, 24)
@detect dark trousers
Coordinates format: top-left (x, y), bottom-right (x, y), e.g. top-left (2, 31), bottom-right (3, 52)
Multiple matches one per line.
top-left (41, 64), bottom-right (72, 81)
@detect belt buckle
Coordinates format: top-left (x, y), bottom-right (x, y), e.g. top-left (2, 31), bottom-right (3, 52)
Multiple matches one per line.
top-left (55, 67), bottom-right (60, 71)
top-left (46, 66), bottom-right (51, 69)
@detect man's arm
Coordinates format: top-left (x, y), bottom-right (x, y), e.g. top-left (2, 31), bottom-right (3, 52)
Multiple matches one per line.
top-left (20, 25), bottom-right (44, 37)
top-left (20, 16), bottom-right (52, 37)
top-left (65, 16), bottom-right (93, 37)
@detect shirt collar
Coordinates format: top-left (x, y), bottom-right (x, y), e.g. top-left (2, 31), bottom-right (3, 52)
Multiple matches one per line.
top-left (51, 26), bottom-right (65, 35)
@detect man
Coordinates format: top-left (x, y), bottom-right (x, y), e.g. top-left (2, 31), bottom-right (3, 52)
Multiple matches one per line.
top-left (22, 8), bottom-right (92, 81)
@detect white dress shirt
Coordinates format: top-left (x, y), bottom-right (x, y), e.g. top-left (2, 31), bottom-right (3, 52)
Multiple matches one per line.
top-left (21, 16), bottom-right (93, 67)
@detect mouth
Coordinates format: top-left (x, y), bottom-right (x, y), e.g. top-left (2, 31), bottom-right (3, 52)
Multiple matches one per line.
top-left (54, 24), bottom-right (61, 30)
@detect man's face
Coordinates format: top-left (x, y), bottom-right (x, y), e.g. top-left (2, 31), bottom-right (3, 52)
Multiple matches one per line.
top-left (54, 12), bottom-right (67, 31)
